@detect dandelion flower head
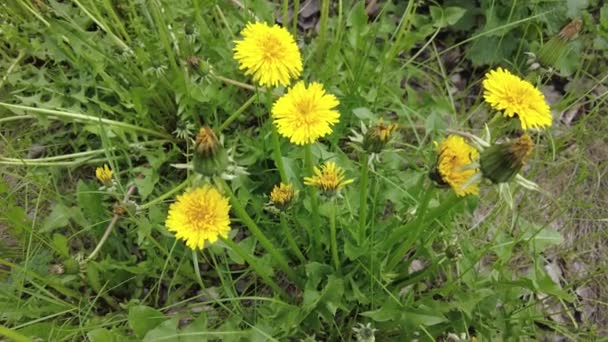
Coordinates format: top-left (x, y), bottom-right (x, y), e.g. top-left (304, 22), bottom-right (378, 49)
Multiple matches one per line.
top-left (233, 22), bottom-right (302, 87)
top-left (95, 164), bottom-right (113, 185)
top-left (483, 67), bottom-right (552, 130)
top-left (304, 161), bottom-right (354, 193)
top-left (437, 135), bottom-right (480, 196)
top-left (165, 185), bottom-right (231, 250)
top-left (270, 182), bottom-right (295, 208)
top-left (272, 81), bottom-right (340, 145)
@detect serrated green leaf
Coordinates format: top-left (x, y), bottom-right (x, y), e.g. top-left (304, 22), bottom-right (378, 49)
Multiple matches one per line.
top-left (51, 233), bottom-right (69, 258)
top-left (128, 305), bottom-right (166, 339)
top-left (142, 317), bottom-right (179, 342)
top-left (430, 6), bottom-right (466, 28)
top-left (41, 204), bottom-right (71, 233)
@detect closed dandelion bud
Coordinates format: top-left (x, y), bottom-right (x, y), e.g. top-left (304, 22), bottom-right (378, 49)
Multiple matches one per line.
top-left (193, 126), bottom-right (228, 176)
top-left (537, 19), bottom-right (582, 67)
top-left (363, 120), bottom-right (397, 153)
top-left (270, 183), bottom-right (295, 210)
top-left (480, 135), bottom-right (534, 183)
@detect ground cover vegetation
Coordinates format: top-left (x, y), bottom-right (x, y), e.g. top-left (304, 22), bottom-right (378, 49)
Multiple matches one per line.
top-left (1, 0), bottom-right (607, 340)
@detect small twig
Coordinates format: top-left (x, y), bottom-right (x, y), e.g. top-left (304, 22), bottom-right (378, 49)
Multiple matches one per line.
top-left (85, 185), bottom-right (137, 263)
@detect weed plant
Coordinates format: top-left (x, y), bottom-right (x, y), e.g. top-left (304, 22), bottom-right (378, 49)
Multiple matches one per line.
top-left (1, 0), bottom-right (606, 341)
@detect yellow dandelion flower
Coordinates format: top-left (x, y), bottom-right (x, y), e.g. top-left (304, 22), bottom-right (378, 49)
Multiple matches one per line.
top-left (304, 161), bottom-right (354, 193)
top-left (437, 135), bottom-right (480, 196)
top-left (483, 67), bottom-right (552, 130)
top-left (165, 185), bottom-right (231, 250)
top-left (272, 81), bottom-right (340, 145)
top-left (233, 22), bottom-right (302, 87)
top-left (270, 182), bottom-right (295, 208)
top-left (95, 164), bottom-right (113, 185)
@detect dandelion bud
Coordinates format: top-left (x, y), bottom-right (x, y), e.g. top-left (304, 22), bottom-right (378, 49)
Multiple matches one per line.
top-left (270, 183), bottom-right (295, 210)
top-left (193, 126), bottom-right (228, 176)
top-left (479, 135), bottom-right (534, 183)
top-left (362, 120), bottom-right (398, 153)
top-left (95, 164), bottom-right (113, 186)
top-left (537, 19), bottom-right (582, 67)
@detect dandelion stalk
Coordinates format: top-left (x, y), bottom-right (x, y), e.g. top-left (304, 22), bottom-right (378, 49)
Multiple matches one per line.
top-left (192, 250), bottom-right (205, 289)
top-left (219, 94), bottom-right (257, 131)
top-left (280, 213), bottom-right (306, 264)
top-left (386, 187), bottom-right (436, 270)
top-left (139, 179), bottom-right (189, 210)
top-left (221, 237), bottom-right (289, 299)
top-left (266, 91), bottom-right (288, 182)
top-left (217, 178), bottom-right (298, 285)
top-left (85, 185), bottom-right (137, 263)
top-left (329, 198), bottom-right (340, 273)
top-left (316, 0), bottom-right (330, 62)
top-left (386, 188), bottom-right (460, 271)
top-left (304, 144), bottom-right (321, 258)
top-left (292, 0), bottom-right (300, 34)
top-left (271, 127), bottom-right (288, 182)
top-left (358, 152), bottom-right (369, 243)
top-left (282, 0), bottom-right (289, 29)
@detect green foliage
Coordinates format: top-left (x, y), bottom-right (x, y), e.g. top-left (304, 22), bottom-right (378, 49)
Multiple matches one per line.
top-left (0, 0), bottom-right (605, 341)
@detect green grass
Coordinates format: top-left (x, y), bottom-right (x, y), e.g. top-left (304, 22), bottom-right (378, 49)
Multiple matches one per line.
top-left (1, 0), bottom-right (607, 340)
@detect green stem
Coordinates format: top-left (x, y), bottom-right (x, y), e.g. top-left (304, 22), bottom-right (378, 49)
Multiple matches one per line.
top-left (0, 50), bottom-right (25, 90)
top-left (0, 140), bottom-right (167, 163)
top-left (280, 213), bottom-right (306, 264)
top-left (387, 187), bottom-right (446, 270)
top-left (385, 0), bottom-right (416, 62)
top-left (316, 0), bottom-right (330, 62)
top-left (304, 144), bottom-right (321, 259)
top-left (219, 94), bottom-right (257, 131)
top-left (0, 324), bottom-right (33, 342)
top-left (267, 92), bottom-right (288, 182)
top-left (358, 153), bottom-right (369, 243)
top-left (282, 0), bottom-right (289, 29)
top-left (192, 250), bottom-right (205, 288)
top-left (292, 0), bottom-right (300, 34)
top-left (329, 198), bottom-right (340, 273)
top-left (221, 237), bottom-right (289, 299)
top-left (217, 178), bottom-right (298, 285)
top-left (85, 186), bottom-right (137, 263)
top-left (271, 127), bottom-right (288, 182)
top-left (140, 179), bottom-right (189, 210)
top-left (0, 103), bottom-right (172, 140)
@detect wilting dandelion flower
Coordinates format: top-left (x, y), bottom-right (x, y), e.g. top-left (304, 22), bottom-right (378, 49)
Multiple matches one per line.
top-left (95, 164), bottom-right (113, 185)
top-left (363, 120), bottom-right (398, 153)
top-left (269, 182), bottom-right (295, 209)
top-left (272, 81), bottom-right (340, 145)
top-left (483, 68), bottom-right (552, 130)
top-left (435, 135), bottom-right (480, 197)
top-left (480, 134), bottom-right (534, 183)
top-left (165, 185), bottom-right (231, 250)
top-left (192, 126), bottom-right (228, 176)
top-left (304, 161), bottom-right (353, 194)
top-left (233, 22), bottom-right (302, 87)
